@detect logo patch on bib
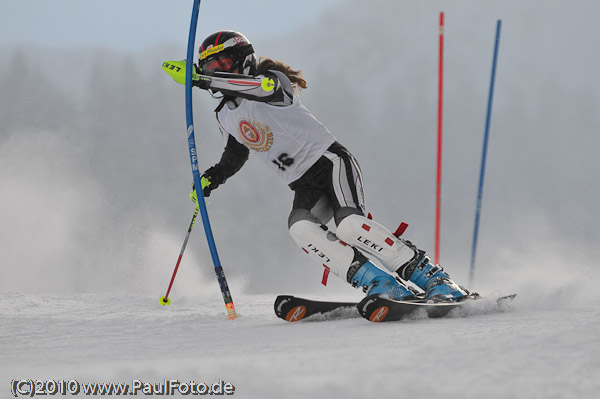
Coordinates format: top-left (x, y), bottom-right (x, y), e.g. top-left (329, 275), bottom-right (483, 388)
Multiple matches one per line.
top-left (239, 120), bottom-right (273, 152)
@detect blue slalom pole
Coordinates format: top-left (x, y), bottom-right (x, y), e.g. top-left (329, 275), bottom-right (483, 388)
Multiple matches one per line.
top-left (469, 20), bottom-right (502, 286)
top-left (184, 0), bottom-right (237, 319)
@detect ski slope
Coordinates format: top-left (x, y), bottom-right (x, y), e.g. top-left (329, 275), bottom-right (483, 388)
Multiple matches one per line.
top-left (2, 290), bottom-right (599, 399)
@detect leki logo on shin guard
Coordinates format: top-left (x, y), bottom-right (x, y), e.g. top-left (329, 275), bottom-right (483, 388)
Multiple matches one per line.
top-left (306, 244), bottom-right (331, 263)
top-left (356, 236), bottom-right (385, 252)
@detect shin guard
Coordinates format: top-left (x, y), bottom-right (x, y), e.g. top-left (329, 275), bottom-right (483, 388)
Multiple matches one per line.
top-left (289, 220), bottom-right (356, 279)
top-left (336, 214), bottom-right (415, 273)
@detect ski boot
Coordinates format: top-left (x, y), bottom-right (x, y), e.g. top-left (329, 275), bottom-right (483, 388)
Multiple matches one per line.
top-left (398, 249), bottom-right (468, 302)
top-left (348, 258), bottom-right (416, 300)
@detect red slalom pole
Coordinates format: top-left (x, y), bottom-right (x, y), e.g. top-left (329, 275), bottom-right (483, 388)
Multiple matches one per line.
top-left (435, 12), bottom-right (444, 265)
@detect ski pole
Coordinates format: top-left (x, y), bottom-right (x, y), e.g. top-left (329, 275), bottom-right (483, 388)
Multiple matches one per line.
top-left (183, 0), bottom-right (237, 319)
top-left (160, 178), bottom-right (210, 306)
top-left (470, 20), bottom-right (502, 286)
top-left (160, 207), bottom-right (199, 306)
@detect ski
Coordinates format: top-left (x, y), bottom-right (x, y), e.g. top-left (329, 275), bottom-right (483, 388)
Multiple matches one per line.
top-left (274, 295), bottom-right (358, 322)
top-left (274, 293), bottom-right (516, 323)
top-left (358, 293), bottom-right (517, 322)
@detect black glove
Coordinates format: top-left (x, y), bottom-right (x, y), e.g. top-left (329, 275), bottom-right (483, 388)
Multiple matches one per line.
top-left (200, 165), bottom-right (226, 197)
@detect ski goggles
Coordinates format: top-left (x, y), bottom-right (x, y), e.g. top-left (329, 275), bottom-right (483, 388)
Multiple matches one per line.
top-left (201, 53), bottom-right (236, 73)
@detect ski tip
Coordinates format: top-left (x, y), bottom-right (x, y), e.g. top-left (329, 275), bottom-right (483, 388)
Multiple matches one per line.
top-left (160, 296), bottom-right (171, 306)
top-left (358, 295), bottom-right (389, 322)
top-left (274, 295), bottom-right (293, 320)
top-left (274, 296), bottom-right (307, 321)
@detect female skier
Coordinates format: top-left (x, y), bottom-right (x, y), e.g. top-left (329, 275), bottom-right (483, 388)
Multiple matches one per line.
top-left (182, 30), bottom-right (469, 301)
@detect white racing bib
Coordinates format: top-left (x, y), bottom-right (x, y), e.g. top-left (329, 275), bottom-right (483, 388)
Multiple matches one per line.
top-left (217, 96), bottom-right (336, 184)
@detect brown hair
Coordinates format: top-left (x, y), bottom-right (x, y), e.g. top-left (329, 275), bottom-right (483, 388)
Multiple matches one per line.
top-left (256, 57), bottom-right (308, 92)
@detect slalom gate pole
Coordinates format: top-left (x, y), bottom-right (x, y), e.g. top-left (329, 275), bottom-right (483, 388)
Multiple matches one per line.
top-left (435, 12), bottom-right (444, 265)
top-left (160, 207), bottom-right (199, 306)
top-left (182, 0), bottom-right (237, 319)
top-left (469, 20), bottom-right (502, 286)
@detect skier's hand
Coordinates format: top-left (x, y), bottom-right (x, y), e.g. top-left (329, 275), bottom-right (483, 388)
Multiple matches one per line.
top-left (201, 166), bottom-right (224, 197)
top-left (196, 166), bottom-right (225, 198)
top-left (162, 60), bottom-right (200, 84)
top-left (190, 176), bottom-right (214, 205)
top-left (193, 64), bottom-right (212, 90)
top-left (193, 77), bottom-right (211, 90)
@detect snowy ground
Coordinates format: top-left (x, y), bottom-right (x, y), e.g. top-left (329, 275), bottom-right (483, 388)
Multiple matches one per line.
top-left (2, 289), bottom-right (599, 399)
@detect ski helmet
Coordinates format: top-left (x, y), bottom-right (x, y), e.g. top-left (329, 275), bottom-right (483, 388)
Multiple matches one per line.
top-left (198, 30), bottom-right (257, 75)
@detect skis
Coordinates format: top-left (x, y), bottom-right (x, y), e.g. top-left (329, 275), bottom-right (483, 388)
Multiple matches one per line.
top-left (274, 295), bottom-right (358, 322)
top-left (358, 293), bottom-right (517, 322)
top-left (274, 293), bottom-right (516, 323)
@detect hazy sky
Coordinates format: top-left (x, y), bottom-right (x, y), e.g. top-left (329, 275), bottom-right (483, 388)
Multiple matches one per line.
top-left (1, 0), bottom-right (344, 51)
top-left (2, 0), bottom-right (599, 295)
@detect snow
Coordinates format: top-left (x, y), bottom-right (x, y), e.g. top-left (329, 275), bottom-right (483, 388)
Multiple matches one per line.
top-left (2, 1), bottom-right (600, 398)
top-left (2, 290), bottom-right (599, 399)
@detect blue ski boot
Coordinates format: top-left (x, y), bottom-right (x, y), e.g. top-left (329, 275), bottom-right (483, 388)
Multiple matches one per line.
top-left (347, 251), bottom-right (415, 300)
top-left (397, 249), bottom-right (468, 301)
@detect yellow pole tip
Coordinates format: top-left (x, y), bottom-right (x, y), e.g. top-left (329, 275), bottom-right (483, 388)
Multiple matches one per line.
top-left (160, 296), bottom-right (171, 306)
